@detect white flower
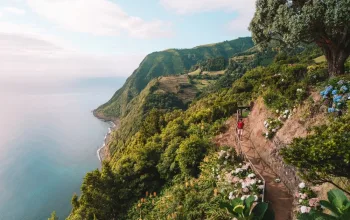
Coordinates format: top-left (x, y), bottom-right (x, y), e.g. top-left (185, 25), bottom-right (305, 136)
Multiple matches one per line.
top-left (234, 168), bottom-right (243, 174)
top-left (285, 110), bottom-right (289, 114)
top-left (229, 191), bottom-right (235, 200)
top-left (239, 163), bottom-right (243, 166)
top-left (266, 132), bottom-right (269, 136)
top-left (258, 180), bottom-right (262, 184)
top-left (283, 115), bottom-right (287, 119)
top-left (299, 182), bottom-right (306, 189)
top-left (218, 150), bottom-right (226, 158)
top-left (272, 129), bottom-right (276, 133)
top-left (258, 185), bottom-right (264, 190)
top-left (300, 206), bottom-right (311, 213)
top-left (254, 195), bottom-right (258, 201)
top-left (248, 173), bottom-right (256, 178)
top-left (276, 110), bottom-right (279, 113)
top-left (299, 199), bottom-right (303, 203)
top-left (250, 179), bottom-right (257, 185)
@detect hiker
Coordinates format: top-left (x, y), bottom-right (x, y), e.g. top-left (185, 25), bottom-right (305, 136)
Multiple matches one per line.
top-left (237, 118), bottom-right (245, 140)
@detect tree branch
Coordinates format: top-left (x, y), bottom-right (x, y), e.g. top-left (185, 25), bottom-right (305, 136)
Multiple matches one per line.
top-left (326, 180), bottom-right (350, 196)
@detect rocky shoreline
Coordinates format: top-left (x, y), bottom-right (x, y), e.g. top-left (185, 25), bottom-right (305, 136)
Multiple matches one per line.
top-left (93, 110), bottom-right (120, 163)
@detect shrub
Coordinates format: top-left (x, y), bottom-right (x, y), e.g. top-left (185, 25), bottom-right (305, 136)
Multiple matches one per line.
top-left (157, 137), bottom-right (182, 180)
top-left (176, 135), bottom-right (211, 177)
top-left (263, 90), bottom-right (288, 110)
top-left (281, 114), bottom-right (350, 194)
top-left (306, 66), bottom-right (328, 84)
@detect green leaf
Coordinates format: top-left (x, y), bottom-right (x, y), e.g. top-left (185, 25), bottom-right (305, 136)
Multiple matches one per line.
top-left (327, 189), bottom-right (349, 213)
top-left (299, 210), bottom-right (337, 220)
top-left (261, 207), bottom-right (274, 220)
top-left (233, 205), bottom-right (245, 215)
top-left (231, 198), bottom-right (244, 208)
top-left (244, 196), bottom-right (256, 216)
top-left (320, 200), bottom-right (341, 217)
top-left (340, 210), bottom-right (350, 220)
top-left (251, 202), bottom-right (268, 220)
top-left (219, 202), bottom-right (235, 215)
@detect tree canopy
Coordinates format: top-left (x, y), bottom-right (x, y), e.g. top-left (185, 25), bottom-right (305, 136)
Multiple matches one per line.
top-left (281, 114), bottom-right (350, 195)
top-left (249, 0), bottom-right (350, 76)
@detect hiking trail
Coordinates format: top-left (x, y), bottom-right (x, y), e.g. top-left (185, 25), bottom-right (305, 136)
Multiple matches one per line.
top-left (214, 117), bottom-right (293, 220)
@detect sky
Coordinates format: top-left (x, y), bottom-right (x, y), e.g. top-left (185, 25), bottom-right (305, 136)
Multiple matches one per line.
top-left (0, 0), bottom-right (256, 84)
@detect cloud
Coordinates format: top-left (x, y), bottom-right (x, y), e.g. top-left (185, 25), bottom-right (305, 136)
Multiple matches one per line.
top-left (160, 0), bottom-right (255, 35)
top-left (0, 32), bottom-right (145, 84)
top-left (26, 0), bottom-right (173, 39)
top-left (0, 21), bottom-right (73, 50)
top-left (3, 7), bottom-right (26, 15)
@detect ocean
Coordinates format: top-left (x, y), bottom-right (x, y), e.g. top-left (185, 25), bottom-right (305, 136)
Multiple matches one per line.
top-left (0, 77), bottom-right (124, 220)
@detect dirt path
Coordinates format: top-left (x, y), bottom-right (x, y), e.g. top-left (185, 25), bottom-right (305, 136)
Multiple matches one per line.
top-left (214, 117), bottom-right (293, 220)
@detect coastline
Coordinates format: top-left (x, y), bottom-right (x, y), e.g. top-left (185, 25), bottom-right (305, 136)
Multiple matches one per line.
top-left (93, 110), bottom-right (120, 163)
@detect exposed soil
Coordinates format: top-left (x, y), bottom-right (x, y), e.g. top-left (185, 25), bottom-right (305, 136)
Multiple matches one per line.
top-left (214, 117), bottom-right (293, 220)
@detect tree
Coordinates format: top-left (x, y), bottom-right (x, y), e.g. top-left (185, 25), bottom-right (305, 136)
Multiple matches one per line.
top-left (249, 0), bottom-right (350, 76)
top-left (48, 211), bottom-right (59, 220)
top-left (281, 115), bottom-right (350, 195)
top-left (71, 194), bottom-right (79, 212)
top-left (176, 135), bottom-right (210, 177)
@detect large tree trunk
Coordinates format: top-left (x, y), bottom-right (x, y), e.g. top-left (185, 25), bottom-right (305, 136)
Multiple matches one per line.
top-left (324, 47), bottom-right (349, 76)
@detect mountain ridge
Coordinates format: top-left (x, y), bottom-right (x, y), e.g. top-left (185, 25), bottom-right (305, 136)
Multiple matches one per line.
top-left (95, 37), bottom-right (255, 119)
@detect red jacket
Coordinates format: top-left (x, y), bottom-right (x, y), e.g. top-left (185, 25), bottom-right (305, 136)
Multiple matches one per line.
top-left (237, 121), bottom-right (244, 129)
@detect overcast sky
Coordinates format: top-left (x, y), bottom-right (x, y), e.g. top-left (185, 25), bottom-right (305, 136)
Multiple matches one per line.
top-left (0, 0), bottom-right (255, 83)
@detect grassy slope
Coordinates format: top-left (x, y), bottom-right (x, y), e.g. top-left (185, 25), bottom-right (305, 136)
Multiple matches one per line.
top-left (95, 37), bottom-right (254, 119)
top-left (107, 74), bottom-right (201, 156)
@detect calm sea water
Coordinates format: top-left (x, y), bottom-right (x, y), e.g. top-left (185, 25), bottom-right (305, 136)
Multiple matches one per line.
top-left (0, 77), bottom-right (124, 220)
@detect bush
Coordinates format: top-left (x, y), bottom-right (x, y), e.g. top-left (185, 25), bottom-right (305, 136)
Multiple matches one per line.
top-left (157, 137), bottom-right (182, 180)
top-left (263, 90), bottom-right (288, 110)
top-left (176, 135), bottom-right (211, 177)
top-left (281, 114), bottom-right (350, 194)
top-left (306, 65), bottom-right (328, 84)
top-left (232, 79), bottom-right (253, 93)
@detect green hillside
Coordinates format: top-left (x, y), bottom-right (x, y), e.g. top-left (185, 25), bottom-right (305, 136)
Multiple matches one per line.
top-left (64, 42), bottom-right (350, 219)
top-left (95, 37), bottom-right (254, 119)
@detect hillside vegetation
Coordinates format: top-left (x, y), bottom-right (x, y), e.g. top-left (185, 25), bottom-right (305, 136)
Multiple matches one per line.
top-left (58, 0), bottom-right (350, 219)
top-left (61, 31), bottom-right (350, 219)
top-left (95, 37), bottom-right (254, 119)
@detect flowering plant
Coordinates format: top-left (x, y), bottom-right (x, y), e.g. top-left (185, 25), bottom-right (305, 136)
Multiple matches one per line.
top-left (220, 195), bottom-right (273, 219)
top-left (294, 182), bottom-right (320, 216)
top-left (263, 118), bottom-right (283, 139)
top-left (298, 189), bottom-right (350, 220)
top-left (320, 80), bottom-right (350, 113)
top-left (214, 147), bottom-right (264, 204)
